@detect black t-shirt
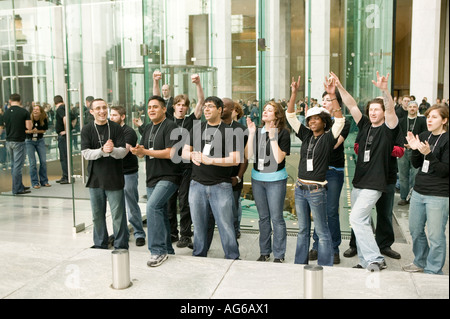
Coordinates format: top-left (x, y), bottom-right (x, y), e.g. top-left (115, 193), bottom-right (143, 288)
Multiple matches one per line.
top-left (172, 113), bottom-right (198, 170)
top-left (399, 115), bottom-right (427, 141)
top-left (252, 127), bottom-right (290, 174)
top-left (329, 118), bottom-right (351, 168)
top-left (228, 120), bottom-right (249, 190)
top-left (55, 105), bottom-right (66, 134)
top-left (26, 118), bottom-right (48, 139)
top-left (189, 121), bottom-right (238, 185)
top-left (4, 105), bottom-right (30, 142)
top-left (411, 131), bottom-right (449, 197)
top-left (352, 116), bottom-right (398, 192)
top-left (140, 118), bottom-right (181, 188)
top-left (122, 124), bottom-right (139, 175)
top-left (296, 125), bottom-right (337, 182)
top-left (81, 120), bottom-right (125, 190)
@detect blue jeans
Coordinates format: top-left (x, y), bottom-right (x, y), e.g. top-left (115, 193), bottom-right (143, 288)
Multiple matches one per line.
top-left (409, 190), bottom-right (449, 275)
top-left (251, 178), bottom-right (287, 259)
top-left (89, 188), bottom-right (129, 249)
top-left (398, 149), bottom-right (418, 200)
top-left (295, 183), bottom-right (333, 266)
top-left (124, 172), bottom-right (145, 239)
top-left (26, 139), bottom-right (49, 187)
top-left (146, 180), bottom-right (179, 255)
top-left (6, 141), bottom-right (26, 194)
top-left (312, 168), bottom-right (344, 254)
top-left (189, 180), bottom-right (240, 259)
top-left (350, 188), bottom-right (384, 268)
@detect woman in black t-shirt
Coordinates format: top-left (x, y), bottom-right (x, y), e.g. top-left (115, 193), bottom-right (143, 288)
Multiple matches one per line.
top-left (25, 105), bottom-right (50, 188)
top-left (404, 105), bottom-right (449, 275)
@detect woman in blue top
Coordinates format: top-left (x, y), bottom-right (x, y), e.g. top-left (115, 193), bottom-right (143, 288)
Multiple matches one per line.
top-left (246, 101), bottom-right (291, 263)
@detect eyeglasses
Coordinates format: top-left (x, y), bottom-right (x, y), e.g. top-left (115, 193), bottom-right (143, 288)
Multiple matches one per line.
top-left (204, 103), bottom-right (217, 109)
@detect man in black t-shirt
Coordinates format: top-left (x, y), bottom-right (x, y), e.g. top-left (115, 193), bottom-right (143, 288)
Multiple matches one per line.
top-left (54, 95), bottom-right (70, 184)
top-left (4, 93), bottom-right (32, 195)
top-left (81, 98), bottom-right (129, 250)
top-left (110, 106), bottom-right (146, 247)
top-left (131, 96), bottom-right (181, 267)
top-left (330, 71), bottom-right (398, 272)
top-left (182, 96), bottom-right (240, 260)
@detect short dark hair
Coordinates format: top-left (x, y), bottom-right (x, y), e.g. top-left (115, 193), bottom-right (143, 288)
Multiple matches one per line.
top-left (110, 105), bottom-right (126, 117)
top-left (205, 96), bottom-right (224, 110)
top-left (147, 95), bottom-right (166, 108)
top-left (322, 89), bottom-right (343, 108)
top-left (365, 98), bottom-right (385, 116)
top-left (86, 96), bottom-right (94, 102)
top-left (90, 98), bottom-right (106, 109)
top-left (54, 95), bottom-right (64, 105)
top-left (9, 93), bottom-right (21, 102)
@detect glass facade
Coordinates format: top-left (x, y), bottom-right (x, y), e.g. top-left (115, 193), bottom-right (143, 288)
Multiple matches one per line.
top-left (0, 0), bottom-right (408, 233)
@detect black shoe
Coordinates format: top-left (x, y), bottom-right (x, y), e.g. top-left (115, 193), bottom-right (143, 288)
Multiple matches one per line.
top-left (352, 264), bottom-right (364, 269)
top-left (136, 237), bottom-right (145, 247)
top-left (187, 242), bottom-right (193, 249)
top-left (257, 255), bottom-right (270, 262)
top-left (108, 235), bottom-right (115, 248)
top-left (398, 199), bottom-right (409, 206)
top-left (308, 249), bottom-right (318, 261)
top-left (273, 258), bottom-right (284, 263)
top-left (59, 180), bottom-right (70, 184)
top-left (343, 247), bottom-right (357, 258)
top-left (171, 234), bottom-right (179, 243)
top-left (24, 186), bottom-right (30, 190)
top-left (15, 190), bottom-right (31, 195)
top-left (177, 236), bottom-right (192, 248)
top-left (380, 247), bottom-right (401, 259)
top-left (334, 253), bottom-right (341, 264)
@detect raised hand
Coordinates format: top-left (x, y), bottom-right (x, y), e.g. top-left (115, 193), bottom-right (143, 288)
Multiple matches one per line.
top-left (247, 117), bottom-right (256, 134)
top-left (324, 76), bottom-right (336, 95)
top-left (191, 74), bottom-right (200, 84)
top-left (372, 71), bottom-right (390, 91)
top-left (329, 72), bottom-right (343, 89)
top-left (153, 70), bottom-right (162, 81)
top-left (290, 76), bottom-right (301, 94)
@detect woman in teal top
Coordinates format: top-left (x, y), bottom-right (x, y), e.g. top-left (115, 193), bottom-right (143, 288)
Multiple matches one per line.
top-left (246, 101), bottom-right (291, 263)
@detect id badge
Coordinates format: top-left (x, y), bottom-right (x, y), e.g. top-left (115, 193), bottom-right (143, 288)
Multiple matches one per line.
top-left (258, 159), bottom-right (265, 170)
top-left (421, 160), bottom-right (430, 173)
top-left (364, 150), bottom-right (370, 163)
top-left (33, 133), bottom-right (38, 138)
top-left (203, 143), bottom-right (212, 156)
top-left (148, 147), bottom-right (154, 159)
top-left (307, 159), bottom-right (314, 172)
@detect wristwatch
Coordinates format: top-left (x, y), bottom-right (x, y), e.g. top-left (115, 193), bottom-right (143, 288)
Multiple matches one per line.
top-left (235, 176), bottom-right (242, 183)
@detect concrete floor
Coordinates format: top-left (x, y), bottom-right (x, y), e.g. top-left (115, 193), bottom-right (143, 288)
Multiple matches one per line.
top-left (0, 191), bottom-right (448, 301)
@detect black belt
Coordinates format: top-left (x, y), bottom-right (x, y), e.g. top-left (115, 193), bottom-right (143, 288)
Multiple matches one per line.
top-left (296, 180), bottom-right (327, 191)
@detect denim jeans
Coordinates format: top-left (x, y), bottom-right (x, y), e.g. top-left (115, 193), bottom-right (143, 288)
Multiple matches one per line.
top-left (146, 180), bottom-right (179, 255)
top-left (295, 184), bottom-right (333, 266)
top-left (312, 168), bottom-right (344, 254)
top-left (57, 134), bottom-right (68, 180)
top-left (6, 141), bottom-right (26, 194)
top-left (350, 188), bottom-right (384, 268)
top-left (89, 188), bottom-right (129, 249)
top-left (124, 172), bottom-right (145, 239)
top-left (398, 149), bottom-right (418, 200)
top-left (26, 139), bottom-right (48, 187)
top-left (251, 178), bottom-right (287, 259)
top-left (409, 190), bottom-right (449, 275)
top-left (232, 189), bottom-right (243, 234)
top-left (189, 180), bottom-right (240, 259)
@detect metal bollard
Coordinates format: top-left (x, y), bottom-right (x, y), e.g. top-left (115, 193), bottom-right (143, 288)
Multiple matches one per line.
top-left (303, 265), bottom-right (323, 299)
top-left (111, 249), bottom-right (132, 289)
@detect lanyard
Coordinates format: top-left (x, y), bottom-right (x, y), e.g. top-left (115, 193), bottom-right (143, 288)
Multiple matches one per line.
top-left (94, 121), bottom-right (110, 148)
top-left (427, 132), bottom-right (444, 153)
top-left (203, 122), bottom-right (221, 144)
top-left (148, 119), bottom-right (166, 148)
top-left (407, 117), bottom-right (417, 132)
top-left (306, 134), bottom-right (324, 160)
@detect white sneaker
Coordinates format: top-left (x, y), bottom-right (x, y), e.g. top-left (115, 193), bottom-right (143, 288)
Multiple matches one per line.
top-left (402, 263), bottom-right (424, 273)
top-left (147, 254), bottom-right (168, 267)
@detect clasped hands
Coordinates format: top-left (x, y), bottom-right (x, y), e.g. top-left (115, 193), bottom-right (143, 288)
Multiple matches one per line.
top-left (102, 139), bottom-right (115, 153)
top-left (406, 132), bottom-right (431, 155)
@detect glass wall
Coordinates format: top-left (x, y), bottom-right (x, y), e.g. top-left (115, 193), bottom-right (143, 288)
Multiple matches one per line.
top-left (0, 0), bottom-right (399, 235)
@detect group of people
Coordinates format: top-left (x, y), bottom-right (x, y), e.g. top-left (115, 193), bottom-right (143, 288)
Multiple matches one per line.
top-left (80, 70), bottom-right (448, 275)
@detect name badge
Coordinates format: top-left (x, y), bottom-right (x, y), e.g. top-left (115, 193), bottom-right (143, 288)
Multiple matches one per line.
top-left (307, 159), bottom-right (314, 172)
top-left (203, 144), bottom-right (212, 156)
top-left (421, 160), bottom-right (430, 173)
top-left (364, 150), bottom-right (370, 163)
top-left (33, 133), bottom-right (38, 138)
top-left (258, 158), bottom-right (265, 171)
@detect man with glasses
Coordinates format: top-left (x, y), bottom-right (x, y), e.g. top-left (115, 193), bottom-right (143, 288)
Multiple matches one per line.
top-left (81, 98), bottom-right (129, 250)
top-left (182, 97), bottom-right (241, 260)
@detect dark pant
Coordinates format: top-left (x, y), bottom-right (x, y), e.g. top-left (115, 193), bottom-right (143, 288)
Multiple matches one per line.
top-left (167, 168), bottom-right (193, 238)
top-left (349, 183), bottom-right (396, 249)
top-left (57, 134), bottom-right (68, 180)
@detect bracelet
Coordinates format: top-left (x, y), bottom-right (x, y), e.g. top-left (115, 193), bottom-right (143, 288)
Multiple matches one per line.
top-left (332, 108), bottom-right (342, 113)
top-left (235, 176), bottom-right (242, 183)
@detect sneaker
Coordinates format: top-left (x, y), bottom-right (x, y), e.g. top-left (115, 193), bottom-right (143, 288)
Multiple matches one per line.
top-left (309, 249), bottom-right (318, 261)
top-left (402, 263), bottom-right (424, 273)
top-left (176, 236), bottom-right (192, 248)
top-left (273, 258), bottom-right (284, 263)
top-left (147, 254), bottom-right (168, 267)
top-left (256, 255), bottom-right (270, 262)
top-left (367, 261), bottom-right (387, 272)
top-left (136, 237), bottom-right (145, 247)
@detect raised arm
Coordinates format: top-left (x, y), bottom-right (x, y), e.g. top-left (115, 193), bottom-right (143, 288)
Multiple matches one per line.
top-left (152, 70), bottom-right (162, 96)
top-left (191, 74), bottom-right (205, 119)
top-left (286, 76), bottom-right (302, 133)
top-left (329, 72), bottom-right (362, 124)
top-left (372, 71), bottom-right (398, 128)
